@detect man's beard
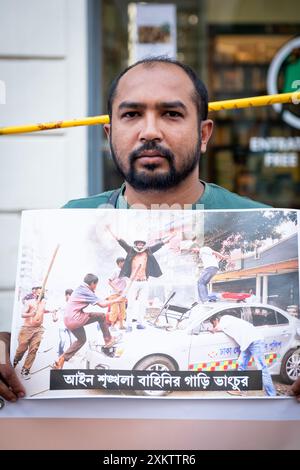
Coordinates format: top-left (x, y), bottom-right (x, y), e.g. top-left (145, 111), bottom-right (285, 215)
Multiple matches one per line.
top-left (109, 135), bottom-right (201, 191)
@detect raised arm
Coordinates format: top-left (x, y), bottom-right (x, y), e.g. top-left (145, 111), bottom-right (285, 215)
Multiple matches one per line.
top-left (162, 232), bottom-right (177, 244)
top-left (105, 224), bottom-right (120, 241)
top-left (211, 249), bottom-right (230, 261)
top-left (105, 225), bottom-right (131, 252)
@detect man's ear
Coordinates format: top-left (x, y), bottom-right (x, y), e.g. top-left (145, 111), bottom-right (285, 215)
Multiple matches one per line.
top-left (103, 123), bottom-right (111, 139)
top-left (200, 119), bottom-right (214, 153)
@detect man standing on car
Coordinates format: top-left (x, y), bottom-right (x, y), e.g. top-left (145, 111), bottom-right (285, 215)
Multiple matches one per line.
top-left (105, 225), bottom-right (175, 330)
top-left (192, 245), bottom-right (230, 303)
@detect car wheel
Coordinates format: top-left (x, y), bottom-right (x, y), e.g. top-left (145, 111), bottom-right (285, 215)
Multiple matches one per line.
top-left (280, 348), bottom-right (300, 384)
top-left (134, 355), bottom-right (177, 397)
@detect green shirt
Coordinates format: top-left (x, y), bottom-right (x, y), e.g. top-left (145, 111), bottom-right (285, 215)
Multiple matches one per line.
top-left (63, 182), bottom-right (269, 209)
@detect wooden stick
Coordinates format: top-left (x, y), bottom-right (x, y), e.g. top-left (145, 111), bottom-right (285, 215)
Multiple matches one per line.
top-left (32, 244), bottom-right (60, 322)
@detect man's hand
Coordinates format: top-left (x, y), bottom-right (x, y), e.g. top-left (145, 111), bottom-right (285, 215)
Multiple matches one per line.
top-left (0, 332), bottom-right (25, 402)
top-left (52, 310), bottom-right (58, 322)
top-left (213, 250), bottom-right (230, 261)
top-left (291, 377), bottom-right (300, 402)
top-left (163, 232), bottom-right (177, 244)
top-left (105, 224), bottom-right (118, 240)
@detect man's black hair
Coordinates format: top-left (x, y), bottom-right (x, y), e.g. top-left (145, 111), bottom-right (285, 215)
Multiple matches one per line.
top-left (116, 257), bottom-right (125, 264)
top-left (209, 314), bottom-right (220, 324)
top-left (107, 56), bottom-right (208, 123)
top-left (83, 273), bottom-right (98, 285)
top-left (22, 293), bottom-right (35, 302)
top-left (65, 288), bottom-right (73, 296)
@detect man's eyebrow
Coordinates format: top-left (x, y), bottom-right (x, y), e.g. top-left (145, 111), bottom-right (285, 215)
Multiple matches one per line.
top-left (118, 101), bottom-right (145, 110)
top-left (158, 101), bottom-right (187, 111)
top-left (118, 100), bottom-right (187, 111)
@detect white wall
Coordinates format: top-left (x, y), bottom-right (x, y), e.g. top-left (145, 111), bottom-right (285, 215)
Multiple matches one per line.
top-left (0, 0), bottom-right (88, 330)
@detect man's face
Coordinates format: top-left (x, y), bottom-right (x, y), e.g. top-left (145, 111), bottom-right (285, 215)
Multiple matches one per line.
top-left (90, 282), bottom-right (97, 292)
top-left (35, 288), bottom-right (42, 298)
top-left (104, 63), bottom-right (213, 191)
top-left (134, 242), bottom-right (146, 251)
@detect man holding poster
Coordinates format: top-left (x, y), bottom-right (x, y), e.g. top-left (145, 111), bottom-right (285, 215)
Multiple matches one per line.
top-left (0, 56), bottom-right (299, 402)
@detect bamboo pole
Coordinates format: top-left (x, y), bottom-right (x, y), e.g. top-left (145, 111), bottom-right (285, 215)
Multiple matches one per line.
top-left (0, 92), bottom-right (299, 136)
top-left (32, 244), bottom-right (60, 323)
top-left (0, 115), bottom-right (110, 135)
top-left (208, 91), bottom-right (300, 111)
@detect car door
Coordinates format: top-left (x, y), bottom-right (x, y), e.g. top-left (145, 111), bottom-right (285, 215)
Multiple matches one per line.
top-left (188, 307), bottom-right (243, 371)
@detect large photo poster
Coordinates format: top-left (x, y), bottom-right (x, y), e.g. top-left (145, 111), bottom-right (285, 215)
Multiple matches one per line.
top-left (10, 208), bottom-right (300, 399)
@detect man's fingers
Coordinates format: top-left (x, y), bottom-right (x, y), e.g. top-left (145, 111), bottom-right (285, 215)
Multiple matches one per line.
top-left (0, 378), bottom-right (18, 402)
top-left (5, 368), bottom-right (26, 398)
top-left (0, 365), bottom-right (25, 400)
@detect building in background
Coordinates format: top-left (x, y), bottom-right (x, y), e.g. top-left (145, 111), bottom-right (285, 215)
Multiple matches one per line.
top-left (99, 0), bottom-right (300, 207)
top-left (0, 0), bottom-right (88, 329)
top-left (0, 0), bottom-right (299, 329)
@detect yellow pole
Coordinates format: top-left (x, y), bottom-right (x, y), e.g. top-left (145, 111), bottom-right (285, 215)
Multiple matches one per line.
top-left (0, 92), bottom-right (299, 135)
top-left (208, 91), bottom-right (300, 111)
top-left (0, 115), bottom-right (110, 135)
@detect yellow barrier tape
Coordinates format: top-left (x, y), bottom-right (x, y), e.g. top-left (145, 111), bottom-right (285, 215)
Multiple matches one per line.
top-left (0, 92), bottom-right (299, 135)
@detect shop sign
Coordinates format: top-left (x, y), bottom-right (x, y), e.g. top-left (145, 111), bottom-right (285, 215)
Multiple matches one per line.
top-left (267, 37), bottom-right (300, 129)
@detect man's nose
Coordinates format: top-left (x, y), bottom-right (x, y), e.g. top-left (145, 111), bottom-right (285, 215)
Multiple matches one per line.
top-left (139, 114), bottom-right (163, 142)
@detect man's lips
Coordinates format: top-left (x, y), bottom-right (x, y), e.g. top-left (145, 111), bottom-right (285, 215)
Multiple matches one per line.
top-left (135, 151), bottom-right (167, 165)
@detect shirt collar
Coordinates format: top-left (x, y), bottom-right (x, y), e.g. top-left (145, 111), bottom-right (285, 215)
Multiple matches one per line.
top-left (116, 181), bottom-right (208, 209)
top-left (116, 183), bottom-right (129, 209)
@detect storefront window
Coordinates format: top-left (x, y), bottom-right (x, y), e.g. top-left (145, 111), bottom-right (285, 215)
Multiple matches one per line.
top-left (98, 0), bottom-right (300, 208)
top-left (208, 24), bottom-right (300, 207)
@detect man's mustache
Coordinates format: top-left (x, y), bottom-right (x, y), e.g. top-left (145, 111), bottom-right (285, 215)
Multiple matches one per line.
top-left (129, 141), bottom-right (174, 164)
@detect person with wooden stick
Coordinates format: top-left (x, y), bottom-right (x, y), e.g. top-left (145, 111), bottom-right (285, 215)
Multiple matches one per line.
top-left (13, 245), bottom-right (60, 379)
top-left (13, 286), bottom-right (57, 379)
